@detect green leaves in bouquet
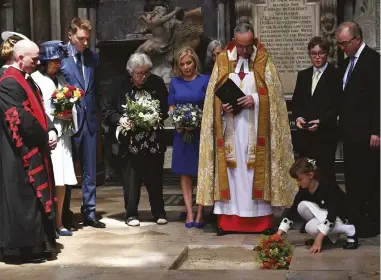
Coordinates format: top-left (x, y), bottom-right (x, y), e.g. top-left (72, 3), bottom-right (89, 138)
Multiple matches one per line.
top-left (254, 234), bottom-right (294, 270)
top-left (122, 96), bottom-right (162, 131)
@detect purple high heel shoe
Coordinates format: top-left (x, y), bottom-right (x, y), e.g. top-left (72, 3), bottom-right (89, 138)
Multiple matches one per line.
top-left (185, 221), bottom-right (195, 228)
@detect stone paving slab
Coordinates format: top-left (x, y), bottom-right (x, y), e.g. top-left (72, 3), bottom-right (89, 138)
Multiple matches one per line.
top-left (0, 186), bottom-right (379, 280)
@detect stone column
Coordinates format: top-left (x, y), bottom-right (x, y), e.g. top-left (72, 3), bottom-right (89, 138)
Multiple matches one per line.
top-left (320, 0), bottom-right (338, 66)
top-left (60, 0), bottom-right (77, 41)
top-left (13, 0), bottom-right (31, 38)
top-left (32, 0), bottom-right (51, 44)
top-left (234, 0), bottom-right (255, 24)
top-left (217, 0), bottom-right (227, 45)
top-left (353, 0), bottom-right (380, 52)
top-left (50, 0), bottom-right (61, 40)
top-left (88, 1), bottom-right (98, 50)
top-left (1, 0), bottom-right (14, 32)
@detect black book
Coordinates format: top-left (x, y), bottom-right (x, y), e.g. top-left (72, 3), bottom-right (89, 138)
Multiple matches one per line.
top-left (215, 78), bottom-right (246, 115)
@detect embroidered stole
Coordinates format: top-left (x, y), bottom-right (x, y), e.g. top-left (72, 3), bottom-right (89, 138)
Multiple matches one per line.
top-left (214, 45), bottom-right (269, 200)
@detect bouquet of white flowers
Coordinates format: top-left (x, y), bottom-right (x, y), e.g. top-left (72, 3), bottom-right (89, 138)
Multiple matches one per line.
top-left (169, 103), bottom-right (203, 144)
top-left (118, 93), bottom-right (162, 136)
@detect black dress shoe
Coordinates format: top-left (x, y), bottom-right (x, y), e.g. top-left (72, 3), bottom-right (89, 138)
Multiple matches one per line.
top-left (217, 228), bottom-right (226, 236)
top-left (83, 219), bottom-right (106, 228)
top-left (343, 235), bottom-right (358, 249)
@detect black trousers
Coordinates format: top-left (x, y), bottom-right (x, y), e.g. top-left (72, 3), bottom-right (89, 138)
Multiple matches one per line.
top-left (122, 153), bottom-right (166, 220)
top-left (343, 140), bottom-right (380, 237)
top-left (295, 131), bottom-right (337, 183)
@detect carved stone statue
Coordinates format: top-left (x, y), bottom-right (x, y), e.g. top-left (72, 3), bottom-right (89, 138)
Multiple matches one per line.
top-left (135, 4), bottom-right (183, 83)
top-left (135, 1), bottom-right (204, 83)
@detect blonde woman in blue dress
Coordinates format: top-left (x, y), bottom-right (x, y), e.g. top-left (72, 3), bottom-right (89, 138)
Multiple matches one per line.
top-left (32, 41), bottom-right (77, 236)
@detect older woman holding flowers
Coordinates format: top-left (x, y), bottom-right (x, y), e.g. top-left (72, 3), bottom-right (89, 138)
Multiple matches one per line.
top-left (168, 47), bottom-right (210, 228)
top-left (32, 40), bottom-right (78, 236)
top-left (102, 53), bottom-right (168, 227)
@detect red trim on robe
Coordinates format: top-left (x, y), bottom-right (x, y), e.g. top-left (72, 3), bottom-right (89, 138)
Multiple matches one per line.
top-left (22, 147), bottom-right (39, 167)
top-left (217, 214), bottom-right (273, 233)
top-left (5, 107), bottom-right (22, 147)
top-left (257, 137), bottom-right (266, 147)
top-left (253, 190), bottom-right (264, 199)
top-left (0, 68), bottom-right (54, 213)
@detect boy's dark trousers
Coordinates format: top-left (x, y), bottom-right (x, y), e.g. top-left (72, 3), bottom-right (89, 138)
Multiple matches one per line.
top-left (122, 153), bottom-right (166, 220)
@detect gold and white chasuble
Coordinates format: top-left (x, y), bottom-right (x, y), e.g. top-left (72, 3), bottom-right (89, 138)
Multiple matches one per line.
top-left (196, 40), bottom-right (297, 214)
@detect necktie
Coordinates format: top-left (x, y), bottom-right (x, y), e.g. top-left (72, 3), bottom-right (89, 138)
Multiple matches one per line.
top-left (76, 52), bottom-right (84, 80)
top-left (345, 56), bottom-right (356, 87)
top-left (311, 69), bottom-right (321, 95)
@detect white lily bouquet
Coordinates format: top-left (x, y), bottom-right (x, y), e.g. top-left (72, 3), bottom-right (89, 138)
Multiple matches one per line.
top-left (169, 103), bottom-right (203, 144)
top-left (118, 93), bottom-right (162, 136)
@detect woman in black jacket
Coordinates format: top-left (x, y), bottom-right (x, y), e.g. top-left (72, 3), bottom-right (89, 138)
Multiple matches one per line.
top-left (102, 53), bottom-right (168, 227)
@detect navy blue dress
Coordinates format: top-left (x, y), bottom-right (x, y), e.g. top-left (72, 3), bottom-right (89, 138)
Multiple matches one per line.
top-left (168, 75), bottom-right (210, 176)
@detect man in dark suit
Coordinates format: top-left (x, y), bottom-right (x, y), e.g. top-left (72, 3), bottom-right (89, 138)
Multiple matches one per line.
top-left (60, 18), bottom-right (105, 228)
top-left (336, 21), bottom-right (380, 238)
top-left (292, 36), bottom-right (341, 184)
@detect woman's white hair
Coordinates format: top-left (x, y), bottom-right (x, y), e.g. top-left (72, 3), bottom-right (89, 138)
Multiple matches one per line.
top-left (205, 39), bottom-right (222, 68)
top-left (126, 52), bottom-right (153, 74)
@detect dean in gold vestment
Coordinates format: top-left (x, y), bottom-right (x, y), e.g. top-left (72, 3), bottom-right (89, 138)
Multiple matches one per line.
top-left (196, 20), bottom-right (297, 233)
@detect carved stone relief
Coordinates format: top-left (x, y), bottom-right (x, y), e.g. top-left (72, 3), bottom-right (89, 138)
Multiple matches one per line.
top-left (353, 0), bottom-right (380, 52)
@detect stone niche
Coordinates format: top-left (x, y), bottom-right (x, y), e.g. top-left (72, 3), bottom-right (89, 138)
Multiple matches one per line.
top-left (253, 0), bottom-right (321, 94)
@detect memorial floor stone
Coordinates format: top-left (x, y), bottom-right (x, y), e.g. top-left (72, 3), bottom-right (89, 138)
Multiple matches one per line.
top-left (0, 185), bottom-right (379, 280)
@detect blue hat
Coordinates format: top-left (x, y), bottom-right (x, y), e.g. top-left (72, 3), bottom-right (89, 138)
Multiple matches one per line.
top-left (39, 40), bottom-right (67, 61)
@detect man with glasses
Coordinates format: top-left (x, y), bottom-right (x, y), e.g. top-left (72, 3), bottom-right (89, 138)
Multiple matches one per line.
top-left (336, 21), bottom-right (380, 238)
top-left (292, 36), bottom-right (341, 187)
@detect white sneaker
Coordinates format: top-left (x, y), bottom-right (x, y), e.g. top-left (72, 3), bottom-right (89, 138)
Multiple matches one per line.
top-left (156, 218), bottom-right (168, 225)
top-left (127, 218), bottom-right (140, 226)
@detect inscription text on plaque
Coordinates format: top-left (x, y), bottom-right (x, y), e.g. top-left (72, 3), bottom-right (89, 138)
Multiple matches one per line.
top-left (253, 0), bottom-right (320, 94)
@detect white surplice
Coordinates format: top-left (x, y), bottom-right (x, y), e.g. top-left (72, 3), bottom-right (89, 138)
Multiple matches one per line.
top-left (213, 57), bottom-right (272, 218)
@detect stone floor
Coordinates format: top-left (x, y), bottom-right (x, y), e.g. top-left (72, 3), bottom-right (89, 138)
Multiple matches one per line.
top-left (1, 186), bottom-right (379, 280)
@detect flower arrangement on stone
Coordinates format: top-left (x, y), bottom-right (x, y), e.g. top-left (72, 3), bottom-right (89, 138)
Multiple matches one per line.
top-left (254, 234), bottom-right (293, 270)
top-left (50, 85), bottom-right (84, 132)
top-left (118, 93), bottom-right (162, 135)
top-left (169, 103), bottom-right (203, 144)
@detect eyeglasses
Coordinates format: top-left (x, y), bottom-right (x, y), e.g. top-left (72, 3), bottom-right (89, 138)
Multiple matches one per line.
top-left (236, 44), bottom-right (253, 51)
top-left (134, 71), bottom-right (151, 78)
top-left (337, 36), bottom-right (357, 47)
top-left (309, 51), bottom-right (327, 58)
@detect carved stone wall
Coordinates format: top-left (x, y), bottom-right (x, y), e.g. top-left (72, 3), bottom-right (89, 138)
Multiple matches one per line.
top-left (353, 0), bottom-right (380, 52)
top-left (234, 0), bottom-right (338, 94)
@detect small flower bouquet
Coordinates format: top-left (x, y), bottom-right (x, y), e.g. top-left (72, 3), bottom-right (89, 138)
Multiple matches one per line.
top-left (51, 85), bottom-right (84, 132)
top-left (169, 103), bottom-right (203, 144)
top-left (118, 94), bottom-right (162, 136)
top-left (254, 235), bottom-right (293, 270)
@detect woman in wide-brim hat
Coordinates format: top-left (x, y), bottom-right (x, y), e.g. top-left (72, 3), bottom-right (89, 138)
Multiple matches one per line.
top-left (0, 31), bottom-right (29, 77)
top-left (32, 40), bottom-right (78, 237)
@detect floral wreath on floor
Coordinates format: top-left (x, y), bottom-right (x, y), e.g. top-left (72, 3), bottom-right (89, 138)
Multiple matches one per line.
top-left (254, 234), bottom-right (294, 269)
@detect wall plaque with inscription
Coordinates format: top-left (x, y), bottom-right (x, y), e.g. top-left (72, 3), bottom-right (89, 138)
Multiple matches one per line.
top-left (253, 0), bottom-right (320, 94)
